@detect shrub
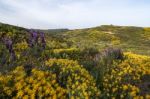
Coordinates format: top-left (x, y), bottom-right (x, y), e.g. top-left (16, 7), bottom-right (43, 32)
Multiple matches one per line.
top-left (45, 59), bottom-right (101, 98)
top-left (0, 59), bottom-right (100, 98)
top-left (0, 66), bottom-right (66, 98)
top-left (101, 52), bottom-right (150, 98)
top-left (48, 48), bottom-right (80, 60)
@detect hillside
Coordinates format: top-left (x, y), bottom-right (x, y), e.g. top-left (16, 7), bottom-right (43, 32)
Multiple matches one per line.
top-left (1, 23), bottom-right (149, 55)
top-left (0, 23), bottom-right (150, 98)
top-left (54, 25), bottom-right (150, 55)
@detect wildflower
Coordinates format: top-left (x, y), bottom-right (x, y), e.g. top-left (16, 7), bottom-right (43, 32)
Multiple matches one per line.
top-left (40, 32), bottom-right (46, 49)
top-left (10, 50), bottom-right (16, 61)
top-left (72, 84), bottom-right (75, 89)
top-left (28, 30), bottom-right (38, 47)
top-left (52, 80), bottom-right (56, 84)
top-left (52, 94), bottom-right (57, 99)
top-left (16, 90), bottom-right (24, 97)
top-left (123, 85), bottom-right (128, 91)
top-left (3, 37), bottom-right (16, 61)
top-left (120, 95), bottom-right (124, 98)
top-left (32, 31), bottom-right (38, 41)
top-left (112, 97), bottom-right (115, 99)
top-left (23, 95), bottom-right (29, 99)
top-left (146, 95), bottom-right (150, 99)
top-left (5, 38), bottom-right (13, 52)
top-left (28, 30), bottom-right (46, 49)
top-left (130, 91), bottom-right (137, 97)
top-left (27, 37), bottom-right (34, 47)
top-left (112, 88), bottom-right (117, 92)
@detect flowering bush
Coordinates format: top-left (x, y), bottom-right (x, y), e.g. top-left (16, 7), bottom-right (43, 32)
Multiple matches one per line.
top-left (0, 59), bottom-right (100, 98)
top-left (47, 48), bottom-right (80, 60)
top-left (0, 66), bottom-right (66, 98)
top-left (45, 59), bottom-right (101, 98)
top-left (101, 52), bottom-right (150, 98)
top-left (27, 30), bottom-right (46, 49)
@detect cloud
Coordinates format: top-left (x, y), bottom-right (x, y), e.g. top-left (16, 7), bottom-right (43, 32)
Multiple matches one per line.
top-left (0, 0), bottom-right (150, 29)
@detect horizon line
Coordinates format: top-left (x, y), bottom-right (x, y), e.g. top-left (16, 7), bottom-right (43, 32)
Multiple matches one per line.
top-left (1, 21), bottom-right (149, 30)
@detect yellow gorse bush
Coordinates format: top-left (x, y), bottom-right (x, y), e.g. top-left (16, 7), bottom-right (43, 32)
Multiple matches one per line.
top-left (1, 51), bottom-right (150, 99)
top-left (47, 48), bottom-right (81, 59)
top-left (14, 41), bottom-right (28, 51)
top-left (0, 66), bottom-right (66, 99)
top-left (102, 52), bottom-right (150, 98)
top-left (45, 59), bottom-right (101, 98)
top-left (52, 48), bottom-right (78, 54)
top-left (0, 59), bottom-right (100, 98)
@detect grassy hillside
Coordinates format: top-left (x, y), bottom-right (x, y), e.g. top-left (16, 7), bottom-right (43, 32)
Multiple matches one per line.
top-left (0, 23), bottom-right (150, 98)
top-left (56, 25), bottom-right (150, 55)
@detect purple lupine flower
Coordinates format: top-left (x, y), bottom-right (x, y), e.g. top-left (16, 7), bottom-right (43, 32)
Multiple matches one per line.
top-left (10, 50), bottom-right (16, 61)
top-left (32, 31), bottom-right (38, 40)
top-left (32, 31), bottom-right (39, 44)
top-left (40, 32), bottom-right (46, 49)
top-left (28, 30), bottom-right (38, 47)
top-left (3, 37), bottom-right (16, 61)
top-left (40, 32), bottom-right (44, 38)
top-left (3, 38), bottom-right (13, 53)
top-left (27, 30), bottom-right (34, 47)
top-left (27, 30), bottom-right (46, 49)
top-left (26, 30), bottom-right (33, 47)
top-left (28, 38), bottom-right (34, 47)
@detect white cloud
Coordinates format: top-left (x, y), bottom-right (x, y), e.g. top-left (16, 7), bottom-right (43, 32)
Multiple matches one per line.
top-left (0, 0), bottom-right (150, 29)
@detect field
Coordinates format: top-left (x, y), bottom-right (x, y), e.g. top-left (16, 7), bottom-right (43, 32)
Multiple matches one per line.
top-left (0, 23), bottom-right (150, 98)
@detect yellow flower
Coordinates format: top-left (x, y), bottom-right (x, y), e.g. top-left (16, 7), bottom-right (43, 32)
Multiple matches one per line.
top-left (22, 95), bottom-right (29, 99)
top-left (16, 90), bottom-right (24, 98)
top-left (123, 85), bottom-right (128, 91)
top-left (52, 80), bottom-right (56, 84)
top-left (133, 96), bottom-right (144, 99)
top-left (30, 94), bottom-right (35, 99)
top-left (5, 89), bottom-right (12, 96)
top-left (56, 87), bottom-right (62, 92)
top-left (72, 91), bottom-right (75, 94)
top-left (112, 88), bottom-right (117, 92)
top-left (72, 84), bottom-right (75, 89)
top-left (112, 97), bottom-right (115, 99)
top-left (120, 94), bottom-right (124, 98)
top-left (52, 94), bottom-right (57, 99)
top-left (130, 91), bottom-right (137, 97)
top-left (146, 95), bottom-right (150, 99)
top-left (71, 96), bottom-right (75, 99)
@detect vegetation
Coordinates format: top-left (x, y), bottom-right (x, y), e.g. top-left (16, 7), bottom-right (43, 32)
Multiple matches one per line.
top-left (0, 23), bottom-right (150, 98)
top-left (59, 25), bottom-right (150, 55)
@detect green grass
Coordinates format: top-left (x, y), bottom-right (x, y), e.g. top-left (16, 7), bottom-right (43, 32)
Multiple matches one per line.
top-left (50, 25), bottom-right (150, 55)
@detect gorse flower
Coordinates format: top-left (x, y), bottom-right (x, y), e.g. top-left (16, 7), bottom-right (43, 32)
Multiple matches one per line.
top-left (102, 52), bottom-right (150, 98)
top-left (0, 59), bottom-right (100, 98)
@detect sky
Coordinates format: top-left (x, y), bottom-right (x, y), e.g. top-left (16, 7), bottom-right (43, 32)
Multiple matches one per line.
top-left (0, 0), bottom-right (150, 29)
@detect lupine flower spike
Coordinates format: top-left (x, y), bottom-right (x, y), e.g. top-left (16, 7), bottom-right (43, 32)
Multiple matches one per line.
top-left (40, 32), bottom-right (46, 49)
top-left (3, 37), bottom-right (16, 61)
top-left (32, 31), bottom-right (38, 43)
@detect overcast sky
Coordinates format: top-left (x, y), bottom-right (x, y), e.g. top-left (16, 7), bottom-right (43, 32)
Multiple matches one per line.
top-left (0, 0), bottom-right (150, 29)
